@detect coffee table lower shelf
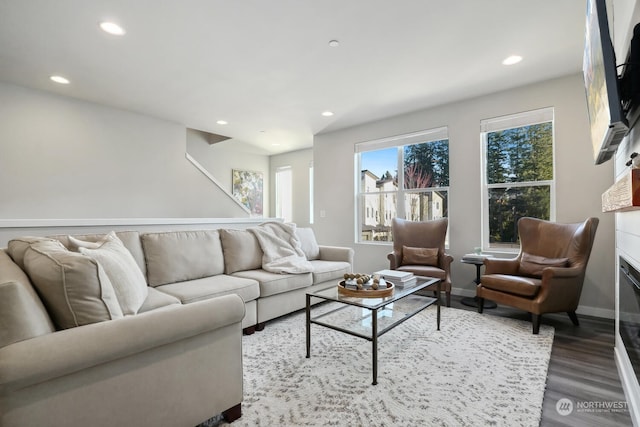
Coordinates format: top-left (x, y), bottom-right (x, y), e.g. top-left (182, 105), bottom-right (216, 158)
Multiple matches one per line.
top-left (305, 277), bottom-right (441, 385)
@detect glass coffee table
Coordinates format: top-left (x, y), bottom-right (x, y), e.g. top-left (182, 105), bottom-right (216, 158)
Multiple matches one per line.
top-left (305, 276), bottom-right (441, 385)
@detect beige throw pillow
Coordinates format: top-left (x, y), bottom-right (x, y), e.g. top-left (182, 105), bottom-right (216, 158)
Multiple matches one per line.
top-left (519, 253), bottom-right (569, 277)
top-left (219, 228), bottom-right (264, 274)
top-left (296, 227), bottom-right (320, 260)
top-left (23, 240), bottom-right (123, 329)
top-left (7, 236), bottom-right (58, 270)
top-left (75, 231), bottom-right (149, 315)
top-left (401, 246), bottom-right (439, 266)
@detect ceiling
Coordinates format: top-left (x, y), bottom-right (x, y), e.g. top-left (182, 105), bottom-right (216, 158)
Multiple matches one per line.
top-left (0, 0), bottom-right (586, 155)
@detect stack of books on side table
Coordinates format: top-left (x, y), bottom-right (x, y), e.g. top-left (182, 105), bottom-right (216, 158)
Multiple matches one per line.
top-left (461, 253), bottom-right (494, 262)
top-left (374, 269), bottom-right (417, 288)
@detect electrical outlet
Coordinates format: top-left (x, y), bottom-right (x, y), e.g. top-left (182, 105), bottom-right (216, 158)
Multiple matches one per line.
top-left (319, 210), bottom-right (326, 218)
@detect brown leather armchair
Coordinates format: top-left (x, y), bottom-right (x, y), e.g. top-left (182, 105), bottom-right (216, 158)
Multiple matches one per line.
top-left (387, 217), bottom-right (453, 306)
top-left (477, 217), bottom-right (599, 334)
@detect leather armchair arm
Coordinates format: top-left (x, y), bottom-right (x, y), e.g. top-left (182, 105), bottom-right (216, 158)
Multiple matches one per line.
top-left (483, 257), bottom-right (520, 275)
top-left (387, 251), bottom-right (401, 269)
top-left (541, 266), bottom-right (582, 279)
top-left (441, 253), bottom-right (454, 271)
top-left (534, 266), bottom-right (585, 312)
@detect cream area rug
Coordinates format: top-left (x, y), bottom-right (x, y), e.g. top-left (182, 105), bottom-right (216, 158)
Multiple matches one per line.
top-left (216, 305), bottom-right (554, 427)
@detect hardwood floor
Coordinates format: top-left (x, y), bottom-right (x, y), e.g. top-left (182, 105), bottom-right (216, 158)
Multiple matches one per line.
top-left (449, 295), bottom-right (633, 426)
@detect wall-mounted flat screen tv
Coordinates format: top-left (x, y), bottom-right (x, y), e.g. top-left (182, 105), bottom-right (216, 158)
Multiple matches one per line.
top-left (583, 0), bottom-right (629, 164)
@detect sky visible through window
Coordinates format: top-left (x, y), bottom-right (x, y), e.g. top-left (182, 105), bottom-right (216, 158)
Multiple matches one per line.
top-left (361, 148), bottom-right (397, 179)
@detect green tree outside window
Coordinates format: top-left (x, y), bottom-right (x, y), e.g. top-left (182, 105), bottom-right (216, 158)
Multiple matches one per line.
top-left (486, 122), bottom-right (553, 245)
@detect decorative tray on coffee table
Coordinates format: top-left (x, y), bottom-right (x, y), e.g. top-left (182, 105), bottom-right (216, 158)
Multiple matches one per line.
top-left (338, 273), bottom-right (394, 298)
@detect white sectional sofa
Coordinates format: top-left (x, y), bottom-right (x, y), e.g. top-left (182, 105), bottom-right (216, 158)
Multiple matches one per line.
top-left (0, 224), bottom-right (353, 427)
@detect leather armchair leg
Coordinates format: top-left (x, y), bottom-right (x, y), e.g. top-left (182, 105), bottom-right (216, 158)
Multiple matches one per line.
top-left (532, 314), bottom-right (541, 334)
top-left (567, 311), bottom-right (579, 326)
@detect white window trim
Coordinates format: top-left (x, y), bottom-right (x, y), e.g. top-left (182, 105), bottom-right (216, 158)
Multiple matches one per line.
top-left (480, 107), bottom-right (556, 253)
top-left (354, 127), bottom-right (448, 153)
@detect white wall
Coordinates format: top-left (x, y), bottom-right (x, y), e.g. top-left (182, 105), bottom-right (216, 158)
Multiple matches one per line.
top-left (269, 149), bottom-right (313, 226)
top-left (0, 82), bottom-right (246, 219)
top-left (314, 73), bottom-right (615, 317)
top-left (186, 128), bottom-right (270, 216)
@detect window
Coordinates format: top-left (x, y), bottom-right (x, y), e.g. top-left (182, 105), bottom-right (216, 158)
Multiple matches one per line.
top-left (355, 128), bottom-right (449, 243)
top-left (481, 108), bottom-right (555, 250)
top-left (309, 162), bottom-right (314, 224)
top-left (275, 166), bottom-right (292, 223)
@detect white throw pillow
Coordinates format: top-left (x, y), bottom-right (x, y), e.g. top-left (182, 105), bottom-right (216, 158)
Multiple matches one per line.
top-left (23, 240), bottom-right (123, 329)
top-left (296, 227), bottom-right (320, 260)
top-left (75, 231), bottom-right (149, 315)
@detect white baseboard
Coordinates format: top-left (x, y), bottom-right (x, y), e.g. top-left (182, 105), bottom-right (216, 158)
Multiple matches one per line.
top-left (451, 287), bottom-right (615, 319)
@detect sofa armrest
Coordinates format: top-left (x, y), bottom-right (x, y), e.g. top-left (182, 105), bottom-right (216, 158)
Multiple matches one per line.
top-left (318, 245), bottom-right (354, 265)
top-left (0, 294), bottom-right (245, 392)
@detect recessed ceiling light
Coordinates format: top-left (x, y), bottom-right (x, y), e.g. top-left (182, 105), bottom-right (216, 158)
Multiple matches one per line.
top-left (216, 120), bottom-right (228, 125)
top-left (100, 21), bottom-right (126, 36)
top-left (50, 75), bottom-right (70, 84)
top-left (328, 40), bottom-right (340, 47)
top-left (321, 111), bottom-right (334, 117)
top-left (502, 55), bottom-right (523, 65)
top-left (272, 143), bottom-right (281, 146)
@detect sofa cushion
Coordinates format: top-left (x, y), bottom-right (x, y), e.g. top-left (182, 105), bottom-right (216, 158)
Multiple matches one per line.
top-left (138, 287), bottom-right (182, 313)
top-left (519, 252), bottom-right (569, 278)
top-left (58, 231), bottom-right (147, 277)
top-left (309, 260), bottom-right (351, 284)
top-left (232, 270), bottom-right (312, 297)
top-left (0, 250), bottom-right (55, 348)
top-left (155, 275), bottom-right (260, 304)
top-left (219, 228), bottom-right (263, 274)
top-left (22, 240), bottom-right (123, 329)
top-left (296, 227), bottom-right (320, 260)
top-left (74, 232), bottom-right (149, 315)
top-left (141, 230), bottom-right (225, 286)
top-left (401, 246), bottom-right (439, 266)
top-left (481, 273), bottom-right (541, 297)
top-left (7, 236), bottom-right (57, 270)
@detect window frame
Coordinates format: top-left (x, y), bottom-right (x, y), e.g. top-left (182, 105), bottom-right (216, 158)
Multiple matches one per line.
top-left (480, 108), bottom-right (556, 252)
top-left (355, 127), bottom-right (450, 244)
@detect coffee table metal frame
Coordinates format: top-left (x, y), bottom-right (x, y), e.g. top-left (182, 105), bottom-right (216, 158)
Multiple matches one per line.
top-left (305, 276), bottom-right (440, 385)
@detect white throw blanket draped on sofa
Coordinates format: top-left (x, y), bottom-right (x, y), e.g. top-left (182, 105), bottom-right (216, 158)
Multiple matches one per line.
top-left (249, 222), bottom-right (313, 274)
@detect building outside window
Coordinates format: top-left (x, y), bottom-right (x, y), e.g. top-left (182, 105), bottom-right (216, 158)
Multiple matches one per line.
top-left (481, 107), bottom-right (555, 250)
top-left (355, 127), bottom-right (449, 242)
